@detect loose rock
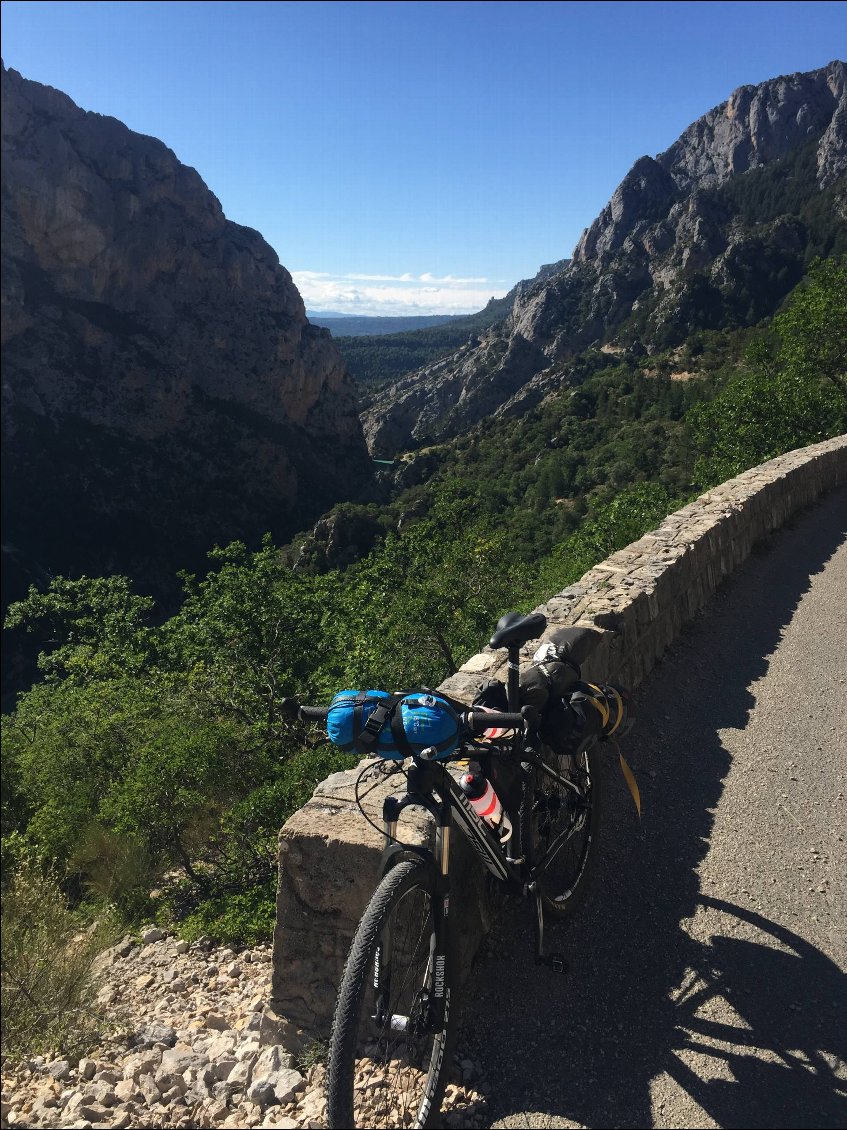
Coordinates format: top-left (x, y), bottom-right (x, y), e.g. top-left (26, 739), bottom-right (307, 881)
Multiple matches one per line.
top-left (1, 929), bottom-right (485, 1128)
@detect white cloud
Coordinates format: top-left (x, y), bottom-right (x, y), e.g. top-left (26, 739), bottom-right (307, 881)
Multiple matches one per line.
top-left (292, 268), bottom-right (509, 316)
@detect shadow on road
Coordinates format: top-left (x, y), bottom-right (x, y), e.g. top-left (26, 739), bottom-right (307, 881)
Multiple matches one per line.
top-left (660, 896), bottom-right (846, 1129)
top-left (461, 487), bottom-right (847, 1129)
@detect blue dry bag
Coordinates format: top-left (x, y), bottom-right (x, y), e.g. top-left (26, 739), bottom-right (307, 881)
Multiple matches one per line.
top-left (326, 690), bottom-right (461, 760)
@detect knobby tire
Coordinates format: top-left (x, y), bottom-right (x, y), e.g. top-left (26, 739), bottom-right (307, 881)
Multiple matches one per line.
top-left (325, 857), bottom-right (456, 1129)
top-left (522, 740), bottom-right (604, 917)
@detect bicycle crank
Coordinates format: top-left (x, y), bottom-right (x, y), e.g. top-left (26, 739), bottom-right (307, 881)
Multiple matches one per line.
top-left (532, 885), bottom-right (569, 973)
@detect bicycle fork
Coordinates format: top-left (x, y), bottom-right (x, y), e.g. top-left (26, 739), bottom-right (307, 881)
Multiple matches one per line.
top-left (378, 770), bottom-right (453, 1034)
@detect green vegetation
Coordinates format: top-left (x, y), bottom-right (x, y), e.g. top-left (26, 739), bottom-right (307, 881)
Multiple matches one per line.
top-left (689, 258), bottom-right (847, 482)
top-left (334, 295), bottom-right (513, 390)
top-left (711, 140), bottom-right (846, 260)
top-left (1, 857), bottom-right (119, 1059)
top-left (2, 256), bottom-right (844, 1015)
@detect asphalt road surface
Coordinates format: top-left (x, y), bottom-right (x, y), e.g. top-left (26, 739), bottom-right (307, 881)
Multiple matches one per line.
top-left (461, 485), bottom-right (847, 1129)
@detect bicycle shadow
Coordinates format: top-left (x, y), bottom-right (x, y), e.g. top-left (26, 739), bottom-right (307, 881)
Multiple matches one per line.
top-left (461, 486), bottom-right (847, 1129)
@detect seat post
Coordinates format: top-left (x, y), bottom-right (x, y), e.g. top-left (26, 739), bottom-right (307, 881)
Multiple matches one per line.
top-left (507, 644), bottom-right (521, 711)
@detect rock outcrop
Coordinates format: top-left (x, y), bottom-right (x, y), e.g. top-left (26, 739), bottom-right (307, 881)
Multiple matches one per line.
top-left (1, 63), bottom-right (372, 605)
top-left (363, 61), bottom-right (847, 457)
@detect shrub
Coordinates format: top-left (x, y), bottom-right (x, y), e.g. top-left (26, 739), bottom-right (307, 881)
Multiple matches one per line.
top-left (1, 859), bottom-right (118, 1059)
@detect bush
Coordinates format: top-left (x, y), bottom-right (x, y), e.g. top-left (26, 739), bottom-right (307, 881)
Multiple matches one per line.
top-left (0, 859), bottom-right (118, 1059)
top-left (176, 879), bottom-right (278, 948)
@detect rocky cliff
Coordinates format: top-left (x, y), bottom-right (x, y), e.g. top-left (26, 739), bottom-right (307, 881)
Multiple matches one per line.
top-left (363, 61), bottom-right (847, 456)
top-left (1, 63), bottom-right (372, 605)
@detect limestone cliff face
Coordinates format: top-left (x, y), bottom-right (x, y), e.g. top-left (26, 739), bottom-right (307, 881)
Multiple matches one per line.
top-left (363, 61), bottom-right (846, 456)
top-left (574, 60), bottom-right (846, 266)
top-left (1, 64), bottom-right (372, 598)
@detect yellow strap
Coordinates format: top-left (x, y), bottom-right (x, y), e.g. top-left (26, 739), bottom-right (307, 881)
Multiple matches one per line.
top-left (585, 683), bottom-right (610, 728)
top-left (618, 751), bottom-right (641, 817)
top-left (605, 686), bottom-right (624, 736)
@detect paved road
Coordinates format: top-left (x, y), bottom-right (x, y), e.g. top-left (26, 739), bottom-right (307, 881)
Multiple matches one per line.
top-left (461, 485), bottom-right (847, 1129)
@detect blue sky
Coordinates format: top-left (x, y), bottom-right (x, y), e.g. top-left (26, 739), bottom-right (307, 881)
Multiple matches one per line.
top-left (2, 1), bottom-right (844, 314)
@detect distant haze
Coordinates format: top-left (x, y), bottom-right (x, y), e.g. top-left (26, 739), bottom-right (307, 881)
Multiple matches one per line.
top-left (295, 270), bottom-right (508, 318)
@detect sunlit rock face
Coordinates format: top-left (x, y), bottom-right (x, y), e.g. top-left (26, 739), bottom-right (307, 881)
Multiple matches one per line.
top-left (1, 62), bottom-right (372, 601)
top-left (363, 61), bottom-right (846, 457)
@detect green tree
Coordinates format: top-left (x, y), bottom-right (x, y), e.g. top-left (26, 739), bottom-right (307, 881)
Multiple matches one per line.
top-left (688, 258), bottom-right (847, 484)
top-left (773, 256), bottom-right (847, 396)
top-left (5, 576), bottom-right (156, 683)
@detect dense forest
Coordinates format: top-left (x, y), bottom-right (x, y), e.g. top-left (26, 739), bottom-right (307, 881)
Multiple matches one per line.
top-left (2, 260), bottom-right (844, 1054)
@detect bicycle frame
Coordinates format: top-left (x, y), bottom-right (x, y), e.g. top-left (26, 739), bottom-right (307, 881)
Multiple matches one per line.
top-left (382, 751), bottom-right (588, 882)
top-left (377, 739), bottom-right (593, 988)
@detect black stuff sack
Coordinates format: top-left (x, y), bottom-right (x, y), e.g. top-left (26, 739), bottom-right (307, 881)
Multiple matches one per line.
top-left (519, 626), bottom-right (603, 713)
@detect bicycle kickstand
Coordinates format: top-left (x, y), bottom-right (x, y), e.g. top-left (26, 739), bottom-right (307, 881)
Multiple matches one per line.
top-left (532, 884), bottom-right (569, 974)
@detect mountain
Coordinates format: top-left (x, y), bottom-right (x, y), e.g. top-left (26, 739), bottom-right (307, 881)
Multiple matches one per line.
top-left (362, 61), bottom-right (846, 456)
top-left (0, 63), bottom-right (372, 607)
top-left (331, 287), bottom-right (551, 391)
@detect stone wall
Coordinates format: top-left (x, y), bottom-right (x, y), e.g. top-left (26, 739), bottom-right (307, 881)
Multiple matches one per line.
top-left (265, 435), bottom-right (847, 1046)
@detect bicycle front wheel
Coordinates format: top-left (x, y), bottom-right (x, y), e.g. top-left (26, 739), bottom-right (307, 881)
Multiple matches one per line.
top-left (325, 857), bottom-right (456, 1129)
top-left (522, 739), bottom-right (604, 918)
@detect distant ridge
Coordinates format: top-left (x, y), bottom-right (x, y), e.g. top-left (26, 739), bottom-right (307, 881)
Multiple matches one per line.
top-left (308, 312), bottom-right (467, 337)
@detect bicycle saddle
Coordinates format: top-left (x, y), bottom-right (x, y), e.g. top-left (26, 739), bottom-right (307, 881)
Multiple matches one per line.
top-left (490, 611), bottom-right (548, 649)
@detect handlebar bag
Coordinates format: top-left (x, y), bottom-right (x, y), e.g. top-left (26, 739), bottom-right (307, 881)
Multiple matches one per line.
top-left (327, 690), bottom-right (461, 760)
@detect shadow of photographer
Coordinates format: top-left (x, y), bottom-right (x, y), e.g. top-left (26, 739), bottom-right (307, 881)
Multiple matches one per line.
top-left (461, 485), bottom-right (847, 1129)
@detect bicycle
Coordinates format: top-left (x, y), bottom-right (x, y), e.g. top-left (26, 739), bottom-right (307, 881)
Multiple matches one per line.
top-left (283, 610), bottom-right (634, 1129)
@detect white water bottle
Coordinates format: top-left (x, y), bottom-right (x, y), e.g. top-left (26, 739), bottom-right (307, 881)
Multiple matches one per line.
top-left (460, 766), bottom-right (513, 843)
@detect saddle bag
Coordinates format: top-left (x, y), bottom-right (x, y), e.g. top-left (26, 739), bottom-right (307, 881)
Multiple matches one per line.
top-left (541, 681), bottom-right (633, 753)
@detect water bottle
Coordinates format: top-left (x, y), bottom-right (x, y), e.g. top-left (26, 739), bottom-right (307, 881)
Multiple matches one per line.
top-left (460, 763), bottom-right (513, 843)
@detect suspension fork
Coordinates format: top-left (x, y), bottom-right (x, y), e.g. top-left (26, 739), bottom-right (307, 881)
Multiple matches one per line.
top-left (377, 765), bottom-right (454, 1030)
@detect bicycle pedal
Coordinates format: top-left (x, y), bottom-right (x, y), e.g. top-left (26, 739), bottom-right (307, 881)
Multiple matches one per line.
top-left (539, 952), bottom-right (569, 974)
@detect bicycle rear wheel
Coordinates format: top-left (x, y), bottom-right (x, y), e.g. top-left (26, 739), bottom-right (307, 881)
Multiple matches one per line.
top-left (522, 739), bottom-right (604, 918)
top-left (326, 857), bottom-right (456, 1129)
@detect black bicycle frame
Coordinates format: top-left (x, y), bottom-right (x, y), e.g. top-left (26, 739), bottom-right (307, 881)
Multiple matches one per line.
top-left (374, 727), bottom-right (595, 1019)
top-left (380, 747), bottom-right (589, 904)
